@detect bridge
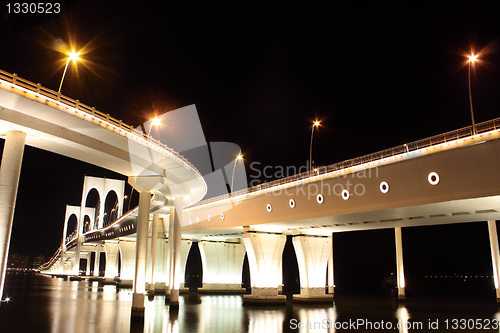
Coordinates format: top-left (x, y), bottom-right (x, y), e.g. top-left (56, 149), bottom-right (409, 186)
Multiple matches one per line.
top-left (2, 70), bottom-right (500, 315)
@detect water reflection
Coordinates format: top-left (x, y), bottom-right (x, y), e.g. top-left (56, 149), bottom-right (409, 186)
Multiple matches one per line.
top-left (2, 274), bottom-right (500, 333)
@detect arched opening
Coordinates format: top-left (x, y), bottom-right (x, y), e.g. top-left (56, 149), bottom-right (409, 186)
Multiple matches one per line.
top-left (98, 252), bottom-right (106, 277)
top-left (85, 188), bottom-right (100, 229)
top-left (123, 183), bottom-right (139, 215)
top-left (66, 214), bottom-right (78, 242)
top-left (185, 242), bottom-right (203, 288)
top-left (242, 253), bottom-right (250, 291)
top-left (82, 215), bottom-right (91, 233)
top-left (282, 235), bottom-right (300, 295)
top-left (103, 191), bottom-right (118, 227)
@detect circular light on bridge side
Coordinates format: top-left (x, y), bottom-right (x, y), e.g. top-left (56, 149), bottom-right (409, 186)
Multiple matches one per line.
top-left (220, 213), bottom-right (225, 220)
top-left (208, 215), bottom-right (211, 221)
top-left (379, 181), bottom-right (389, 193)
top-left (196, 217), bottom-right (200, 223)
top-left (189, 219), bottom-right (192, 224)
top-left (317, 194), bottom-right (324, 204)
top-left (289, 199), bottom-right (296, 208)
top-left (267, 204), bottom-right (272, 212)
top-left (342, 189), bottom-right (350, 200)
top-left (428, 172), bottom-right (440, 185)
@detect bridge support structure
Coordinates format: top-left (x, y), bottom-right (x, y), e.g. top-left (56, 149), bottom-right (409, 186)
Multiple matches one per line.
top-left (292, 233), bottom-right (334, 303)
top-left (118, 240), bottom-right (136, 287)
top-left (103, 241), bottom-right (119, 284)
top-left (242, 231), bottom-right (287, 305)
top-left (167, 200), bottom-right (183, 307)
top-left (487, 220), bottom-right (500, 302)
top-left (198, 239), bottom-right (246, 293)
top-left (0, 130), bottom-right (26, 301)
top-left (93, 244), bottom-right (102, 277)
top-left (328, 243), bottom-right (335, 294)
top-left (130, 189), bottom-right (151, 317)
top-left (395, 227), bottom-right (406, 300)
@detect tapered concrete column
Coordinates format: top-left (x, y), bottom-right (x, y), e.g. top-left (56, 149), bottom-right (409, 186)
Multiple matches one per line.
top-left (151, 217), bottom-right (168, 293)
top-left (0, 130), bottom-right (26, 301)
top-left (327, 240), bottom-right (335, 294)
top-left (395, 227), bottom-right (406, 300)
top-left (148, 214), bottom-right (159, 294)
top-left (487, 221), bottom-right (500, 301)
top-left (293, 234), bottom-right (333, 303)
top-left (131, 190), bottom-right (151, 315)
top-left (198, 239), bottom-right (246, 293)
top-left (93, 245), bottom-right (101, 277)
top-left (168, 198), bottom-right (183, 307)
top-left (119, 240), bottom-right (136, 286)
top-left (103, 241), bottom-right (119, 282)
top-left (73, 236), bottom-right (83, 276)
top-left (85, 254), bottom-right (91, 276)
top-left (243, 232), bottom-right (286, 304)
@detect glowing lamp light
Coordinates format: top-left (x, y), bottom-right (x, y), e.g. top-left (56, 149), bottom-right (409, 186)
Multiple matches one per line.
top-left (469, 54), bottom-right (477, 62)
top-left (68, 51), bottom-right (80, 62)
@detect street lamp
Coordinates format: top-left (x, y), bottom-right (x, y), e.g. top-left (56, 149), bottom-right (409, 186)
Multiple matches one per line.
top-left (147, 117), bottom-right (161, 138)
top-left (468, 54), bottom-right (478, 135)
top-left (58, 51), bottom-right (80, 94)
top-left (309, 121), bottom-right (320, 175)
top-left (231, 153), bottom-right (243, 196)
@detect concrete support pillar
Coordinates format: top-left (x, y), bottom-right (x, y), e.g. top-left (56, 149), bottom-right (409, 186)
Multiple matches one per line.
top-left (395, 227), bottom-right (406, 300)
top-left (198, 239), bottom-right (246, 293)
top-left (168, 198), bottom-right (183, 307)
top-left (293, 234), bottom-right (333, 303)
top-left (103, 241), bottom-right (119, 282)
top-left (93, 245), bottom-right (101, 277)
top-left (74, 236), bottom-right (83, 276)
top-left (0, 130), bottom-right (26, 301)
top-left (327, 240), bottom-right (335, 294)
top-left (242, 232), bottom-right (286, 304)
top-left (85, 254), bottom-right (91, 276)
top-left (119, 240), bottom-right (136, 286)
top-left (487, 220), bottom-right (500, 301)
top-left (131, 190), bottom-right (151, 316)
top-left (148, 214), bottom-right (159, 294)
top-left (152, 217), bottom-right (168, 293)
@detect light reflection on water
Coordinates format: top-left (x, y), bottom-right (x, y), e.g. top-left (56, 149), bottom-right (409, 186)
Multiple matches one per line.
top-left (2, 274), bottom-right (500, 332)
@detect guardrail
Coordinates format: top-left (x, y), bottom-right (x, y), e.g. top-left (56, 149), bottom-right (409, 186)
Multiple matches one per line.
top-left (186, 117), bottom-right (500, 209)
top-left (0, 69), bottom-right (202, 177)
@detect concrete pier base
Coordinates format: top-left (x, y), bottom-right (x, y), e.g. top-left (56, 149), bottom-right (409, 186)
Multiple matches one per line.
top-left (243, 294), bottom-right (287, 305)
top-left (243, 287), bottom-right (286, 305)
top-left (199, 283), bottom-right (246, 294)
top-left (293, 287), bottom-right (334, 304)
top-left (102, 278), bottom-right (117, 285)
top-left (131, 293), bottom-right (145, 318)
top-left (117, 280), bottom-right (133, 288)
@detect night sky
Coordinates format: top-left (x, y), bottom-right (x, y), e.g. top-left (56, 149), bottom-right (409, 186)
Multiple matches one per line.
top-left (1, 1), bottom-right (500, 293)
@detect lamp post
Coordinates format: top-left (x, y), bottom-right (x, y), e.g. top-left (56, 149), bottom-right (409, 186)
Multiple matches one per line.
top-left (230, 154), bottom-right (243, 196)
top-left (58, 51), bottom-right (80, 94)
top-left (309, 121), bottom-right (320, 175)
top-left (147, 117), bottom-right (160, 138)
top-left (468, 54), bottom-right (478, 135)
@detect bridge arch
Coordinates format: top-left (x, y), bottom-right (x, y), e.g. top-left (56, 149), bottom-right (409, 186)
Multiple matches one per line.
top-left (103, 190), bottom-right (119, 227)
top-left (66, 214), bottom-right (78, 240)
top-left (84, 188), bottom-right (101, 231)
top-left (80, 176), bottom-right (125, 230)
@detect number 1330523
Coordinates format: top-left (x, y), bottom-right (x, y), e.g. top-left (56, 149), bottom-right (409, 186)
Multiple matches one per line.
top-left (6, 3), bottom-right (61, 14)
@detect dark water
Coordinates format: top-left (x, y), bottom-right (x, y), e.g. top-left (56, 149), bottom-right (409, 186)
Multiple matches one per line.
top-left (2, 273), bottom-right (500, 332)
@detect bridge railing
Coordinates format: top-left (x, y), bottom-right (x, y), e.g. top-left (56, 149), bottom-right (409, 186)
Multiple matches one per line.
top-left (0, 69), bottom-right (202, 177)
top-left (187, 117), bottom-right (500, 209)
